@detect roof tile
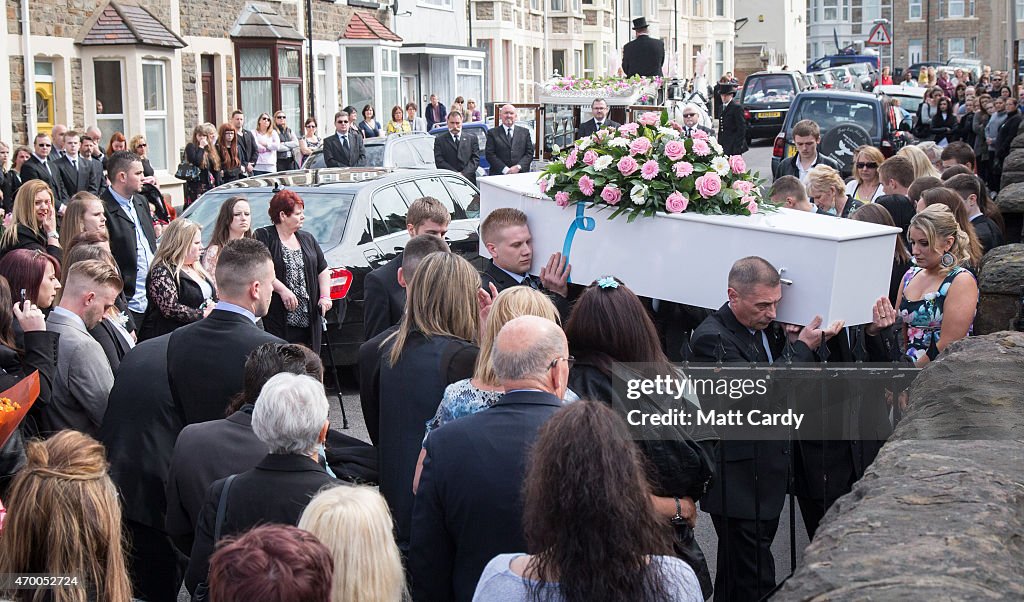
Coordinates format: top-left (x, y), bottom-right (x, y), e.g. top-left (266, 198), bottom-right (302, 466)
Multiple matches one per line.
top-left (79, 1), bottom-right (186, 49)
top-left (343, 12), bottom-right (402, 42)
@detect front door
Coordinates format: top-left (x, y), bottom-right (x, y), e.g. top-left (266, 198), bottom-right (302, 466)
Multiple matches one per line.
top-left (201, 55), bottom-right (216, 124)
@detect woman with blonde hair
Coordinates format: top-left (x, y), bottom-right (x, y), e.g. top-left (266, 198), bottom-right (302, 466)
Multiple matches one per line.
top-left (139, 218), bottom-right (216, 340)
top-left (184, 123), bottom-right (222, 208)
top-left (896, 204), bottom-right (979, 366)
top-left (843, 145), bottom-right (886, 202)
top-left (916, 187), bottom-right (984, 268)
top-left (59, 192), bottom-right (108, 252)
top-left (0, 430), bottom-right (133, 602)
top-left (299, 486), bottom-right (407, 602)
top-left (0, 180), bottom-right (60, 259)
top-left (252, 113), bottom-right (280, 175)
top-left (897, 144), bottom-right (941, 180)
top-left (807, 164), bottom-right (862, 217)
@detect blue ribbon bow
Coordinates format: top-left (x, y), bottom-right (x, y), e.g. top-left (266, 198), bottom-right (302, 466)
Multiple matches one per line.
top-left (560, 201), bottom-right (596, 285)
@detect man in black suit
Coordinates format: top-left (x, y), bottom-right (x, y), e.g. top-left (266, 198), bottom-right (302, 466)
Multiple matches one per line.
top-left (425, 94), bottom-right (448, 130)
top-left (575, 98), bottom-right (621, 140)
top-left (78, 134), bottom-right (106, 194)
top-left (49, 124), bottom-right (68, 161)
top-left (680, 103), bottom-right (715, 138)
top-left (322, 110), bottom-right (366, 168)
top-left (85, 126), bottom-right (106, 164)
top-left (691, 256), bottom-right (840, 602)
top-left (485, 104), bottom-right (534, 176)
top-left (231, 110), bottom-right (258, 176)
top-left (773, 120), bottom-right (842, 182)
top-left (20, 133), bottom-right (67, 208)
top-left (479, 208), bottom-right (572, 319)
top-left (102, 151), bottom-right (156, 324)
top-left (621, 17), bottom-right (665, 77)
top-left (434, 111), bottom-right (480, 184)
top-left (717, 83), bottom-right (748, 156)
top-left (946, 173), bottom-right (1005, 253)
top-left (363, 203), bottom-right (451, 341)
top-left (996, 97), bottom-right (1021, 170)
top-left (56, 130), bottom-right (102, 204)
top-left (409, 315), bottom-right (569, 602)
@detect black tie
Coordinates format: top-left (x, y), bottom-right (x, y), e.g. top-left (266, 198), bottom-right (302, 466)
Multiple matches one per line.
top-left (686, 127), bottom-right (692, 137)
top-left (507, 127), bottom-right (513, 143)
top-left (341, 135), bottom-right (349, 157)
top-left (71, 158), bottom-right (78, 172)
top-left (454, 135), bottom-right (460, 146)
top-left (524, 275), bottom-right (540, 290)
top-left (596, 121), bottom-right (603, 128)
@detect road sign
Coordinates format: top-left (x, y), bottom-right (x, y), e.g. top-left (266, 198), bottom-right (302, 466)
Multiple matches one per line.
top-left (866, 22), bottom-right (892, 46)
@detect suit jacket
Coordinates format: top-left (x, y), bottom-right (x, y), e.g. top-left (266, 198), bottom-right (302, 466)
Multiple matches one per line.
top-left (165, 408), bottom-right (268, 554)
top-left (237, 128), bottom-right (258, 171)
top-left (485, 125), bottom-right (534, 175)
top-left (166, 309), bottom-right (284, 426)
top-left (55, 155), bottom-right (101, 199)
top-left (410, 115), bottom-right (429, 132)
top-left (322, 131), bottom-right (367, 168)
top-left (576, 117), bottom-right (622, 140)
top-left (434, 130), bottom-right (480, 184)
top-left (358, 324), bottom-right (399, 446)
top-left (622, 34), bottom-right (665, 77)
top-left (425, 103), bottom-right (448, 130)
top-left (363, 254), bottom-right (405, 340)
top-left (970, 213), bottom-right (1005, 254)
top-left (690, 303), bottom-right (814, 520)
top-left (184, 453), bottom-right (339, 594)
top-left (479, 260), bottom-right (572, 322)
top-left (42, 310), bottom-right (115, 437)
top-left (774, 152), bottom-right (842, 180)
top-left (19, 155), bottom-right (66, 207)
top-left (681, 124), bottom-right (715, 138)
top-left (409, 390), bottom-right (564, 602)
top-left (718, 100), bottom-right (748, 156)
top-left (996, 112), bottom-right (1022, 162)
top-left (102, 188), bottom-right (157, 301)
top-left (2, 169), bottom-right (22, 213)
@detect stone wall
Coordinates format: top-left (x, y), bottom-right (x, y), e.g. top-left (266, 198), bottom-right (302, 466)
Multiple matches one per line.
top-left (71, 58), bottom-right (84, 129)
top-left (775, 332), bottom-right (1024, 601)
top-left (181, 53), bottom-right (198, 139)
top-left (9, 57), bottom-right (25, 146)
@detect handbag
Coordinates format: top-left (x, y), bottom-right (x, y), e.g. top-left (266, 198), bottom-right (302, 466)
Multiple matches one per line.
top-left (175, 159), bottom-right (201, 183)
top-left (191, 473), bottom-right (237, 602)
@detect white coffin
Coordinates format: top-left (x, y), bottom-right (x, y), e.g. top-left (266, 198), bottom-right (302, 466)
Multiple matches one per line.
top-left (478, 173), bottom-right (902, 326)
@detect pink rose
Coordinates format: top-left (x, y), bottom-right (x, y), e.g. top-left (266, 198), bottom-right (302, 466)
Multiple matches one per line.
top-left (617, 155), bottom-right (639, 176)
top-left (732, 180), bottom-right (754, 195)
top-left (555, 191), bottom-right (570, 207)
top-left (665, 191), bottom-right (689, 213)
top-left (601, 185), bottom-right (623, 205)
top-left (578, 175), bottom-right (595, 197)
top-left (564, 148), bottom-right (578, 169)
top-left (583, 150), bottom-right (599, 166)
top-left (673, 161), bottom-right (694, 178)
top-left (695, 173), bottom-right (722, 198)
top-left (618, 123), bottom-right (639, 135)
top-left (692, 139), bottom-right (711, 156)
top-left (638, 111), bottom-right (661, 126)
top-left (692, 128), bottom-right (709, 140)
top-left (538, 177), bottom-right (549, 193)
top-left (629, 137), bottom-right (652, 156)
top-left (664, 140), bottom-right (686, 161)
top-left (729, 155), bottom-right (747, 174)
top-left (640, 160), bottom-right (659, 180)
top-left (747, 199), bottom-right (759, 214)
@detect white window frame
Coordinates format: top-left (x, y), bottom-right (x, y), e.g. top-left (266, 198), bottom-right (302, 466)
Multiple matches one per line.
top-left (714, 41), bottom-right (725, 81)
top-left (551, 0), bottom-right (564, 11)
top-left (629, 0), bottom-right (643, 17)
top-left (908, 39), bottom-right (924, 64)
top-left (1018, 0), bottom-right (1024, 20)
top-left (948, 0), bottom-right (964, 17)
top-left (948, 38), bottom-right (965, 58)
top-left (583, 43), bottom-right (596, 78)
top-left (93, 58), bottom-right (126, 141)
top-left (417, 0), bottom-right (453, 10)
top-left (823, 0), bottom-right (838, 21)
top-left (142, 59), bottom-right (168, 171)
top-left (909, 0), bottom-right (922, 19)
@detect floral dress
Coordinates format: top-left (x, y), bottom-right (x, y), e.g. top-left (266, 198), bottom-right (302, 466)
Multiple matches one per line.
top-left (283, 247), bottom-right (310, 328)
top-left (898, 266), bottom-right (974, 362)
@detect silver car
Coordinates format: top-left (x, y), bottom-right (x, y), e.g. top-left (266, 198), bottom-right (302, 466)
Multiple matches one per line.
top-left (302, 131), bottom-right (436, 170)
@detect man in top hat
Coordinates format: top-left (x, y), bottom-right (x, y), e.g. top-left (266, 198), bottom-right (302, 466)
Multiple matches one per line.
top-left (622, 17), bottom-right (665, 78)
top-left (718, 82), bottom-right (748, 156)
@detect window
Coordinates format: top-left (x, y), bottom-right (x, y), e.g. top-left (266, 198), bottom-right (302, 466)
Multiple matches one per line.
top-left (909, 0), bottom-right (922, 19)
top-left (235, 42), bottom-right (304, 130)
top-left (552, 50), bottom-right (566, 77)
top-left (715, 0), bottom-right (724, 16)
top-left (316, 56), bottom-right (329, 128)
top-left (574, 51), bottom-right (582, 76)
top-left (937, 38), bottom-right (945, 62)
top-left (908, 39), bottom-right (924, 64)
top-left (34, 61), bottom-right (55, 136)
top-left (551, 0), bottom-right (563, 10)
top-left (278, 47), bottom-right (302, 130)
top-left (371, 186), bottom-right (409, 238)
top-left (692, 0), bottom-right (702, 17)
top-left (714, 41), bottom-right (725, 81)
top-left (456, 57), bottom-right (484, 109)
top-left (442, 176), bottom-right (479, 217)
top-left (629, 0), bottom-right (642, 15)
top-left (531, 0), bottom-right (539, 9)
top-left (948, 38), bottom-right (965, 58)
top-left (94, 60), bottom-right (125, 140)
top-left (381, 48), bottom-right (400, 120)
top-left (948, 0), bottom-right (963, 17)
top-left (1019, 0), bottom-right (1024, 19)
top-left (142, 61), bottom-right (168, 170)
top-left (418, 0), bottom-right (453, 9)
top-left (345, 47), bottom-right (374, 117)
top-left (823, 0), bottom-right (837, 21)
top-left (583, 43), bottom-right (595, 78)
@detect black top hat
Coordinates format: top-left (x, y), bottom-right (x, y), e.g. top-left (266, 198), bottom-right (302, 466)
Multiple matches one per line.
top-left (632, 17), bottom-right (650, 30)
top-left (718, 83), bottom-right (738, 95)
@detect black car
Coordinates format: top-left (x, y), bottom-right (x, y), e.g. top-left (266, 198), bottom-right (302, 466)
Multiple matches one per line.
top-left (739, 71), bottom-right (813, 141)
top-left (180, 167), bottom-right (482, 365)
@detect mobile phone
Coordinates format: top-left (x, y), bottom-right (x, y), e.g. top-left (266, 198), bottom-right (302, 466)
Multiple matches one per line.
top-left (19, 289), bottom-right (25, 303)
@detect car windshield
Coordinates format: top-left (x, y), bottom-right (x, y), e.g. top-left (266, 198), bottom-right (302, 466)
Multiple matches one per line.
top-left (790, 98), bottom-right (879, 137)
top-left (888, 93), bottom-right (924, 114)
top-left (182, 190), bottom-right (355, 248)
top-left (847, 63), bottom-right (872, 76)
top-left (743, 75), bottom-right (797, 104)
top-left (365, 143), bottom-right (386, 167)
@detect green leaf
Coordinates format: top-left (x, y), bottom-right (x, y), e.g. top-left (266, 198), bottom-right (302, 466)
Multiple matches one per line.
top-left (660, 111), bottom-right (669, 126)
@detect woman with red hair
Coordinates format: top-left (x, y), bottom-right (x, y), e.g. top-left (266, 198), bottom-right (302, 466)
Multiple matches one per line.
top-left (254, 189), bottom-right (331, 350)
top-left (0, 249), bottom-right (61, 310)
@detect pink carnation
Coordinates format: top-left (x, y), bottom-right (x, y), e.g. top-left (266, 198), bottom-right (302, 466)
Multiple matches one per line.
top-left (692, 139), bottom-right (711, 156)
top-left (747, 199), bottom-right (759, 214)
top-left (695, 173), bottom-right (722, 198)
top-left (729, 155), bottom-right (747, 174)
top-left (617, 155), bottom-right (639, 176)
top-left (564, 148), bottom-right (578, 169)
top-left (583, 150), bottom-right (599, 166)
top-left (554, 191), bottom-right (570, 207)
top-left (664, 140), bottom-right (686, 161)
top-left (732, 180), bottom-right (754, 195)
top-left (538, 177), bottom-right (549, 193)
top-left (618, 123), bottom-right (639, 135)
top-left (629, 137), bottom-right (653, 156)
top-left (578, 175), bottom-right (595, 197)
top-left (692, 128), bottom-right (709, 140)
top-left (638, 112), bottom-right (661, 126)
top-left (665, 191), bottom-right (689, 213)
top-left (601, 185), bottom-right (622, 205)
top-left (673, 161), bottom-right (694, 178)
top-left (640, 160), bottom-right (659, 180)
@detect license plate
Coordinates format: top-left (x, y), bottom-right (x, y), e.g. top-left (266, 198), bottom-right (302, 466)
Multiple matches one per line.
top-left (759, 112), bottom-right (782, 119)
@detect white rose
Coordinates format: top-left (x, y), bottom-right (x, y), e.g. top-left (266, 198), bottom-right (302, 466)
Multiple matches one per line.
top-left (552, 144), bottom-right (561, 154)
top-left (593, 155), bottom-right (614, 170)
top-left (711, 140), bottom-right (723, 154)
top-left (711, 156), bottom-right (731, 176)
top-left (630, 183), bottom-right (649, 205)
top-left (576, 137), bottom-right (592, 150)
top-left (657, 126), bottom-right (679, 139)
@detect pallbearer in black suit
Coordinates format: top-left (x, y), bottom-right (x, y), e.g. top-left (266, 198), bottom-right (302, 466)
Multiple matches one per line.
top-left (575, 98), bottom-right (621, 140)
top-left (322, 110), bottom-right (366, 168)
top-left (433, 110), bottom-right (480, 184)
top-left (717, 83), bottom-right (749, 156)
top-left (363, 198), bottom-right (451, 340)
top-left (479, 208), bottom-right (572, 320)
top-left (56, 131), bottom-right (102, 205)
top-left (621, 17), bottom-right (665, 77)
top-left (20, 133), bottom-right (67, 212)
top-left (78, 135), bottom-right (106, 194)
top-left (485, 104), bottom-right (534, 176)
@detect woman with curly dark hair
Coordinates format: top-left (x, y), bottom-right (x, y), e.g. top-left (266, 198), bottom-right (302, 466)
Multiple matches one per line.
top-left (474, 400), bottom-right (702, 601)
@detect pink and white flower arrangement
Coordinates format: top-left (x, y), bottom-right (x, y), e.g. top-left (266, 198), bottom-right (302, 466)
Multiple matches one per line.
top-left (539, 110), bottom-right (767, 220)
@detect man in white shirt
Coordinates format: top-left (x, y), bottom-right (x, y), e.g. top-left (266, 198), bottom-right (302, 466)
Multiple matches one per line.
top-left (773, 120), bottom-right (841, 183)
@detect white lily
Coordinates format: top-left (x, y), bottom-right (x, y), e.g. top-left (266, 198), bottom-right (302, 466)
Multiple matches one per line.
top-left (657, 126), bottom-right (679, 139)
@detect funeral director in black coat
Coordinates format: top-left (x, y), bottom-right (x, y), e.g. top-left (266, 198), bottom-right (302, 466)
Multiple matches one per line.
top-left (433, 110), bottom-right (480, 185)
top-left (621, 17), bottom-right (665, 77)
top-left (322, 110), bottom-right (367, 168)
top-left (718, 83), bottom-right (748, 156)
top-left (485, 104), bottom-right (534, 176)
top-left (575, 98), bottom-right (622, 140)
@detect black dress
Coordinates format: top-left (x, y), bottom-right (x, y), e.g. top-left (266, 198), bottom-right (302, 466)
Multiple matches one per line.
top-left (0, 224), bottom-right (61, 262)
top-left (254, 226), bottom-right (328, 351)
top-left (183, 143), bottom-right (220, 208)
top-left (139, 264), bottom-right (216, 341)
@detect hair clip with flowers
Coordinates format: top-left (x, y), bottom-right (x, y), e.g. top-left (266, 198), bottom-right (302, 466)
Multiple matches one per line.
top-left (597, 276), bottom-right (619, 289)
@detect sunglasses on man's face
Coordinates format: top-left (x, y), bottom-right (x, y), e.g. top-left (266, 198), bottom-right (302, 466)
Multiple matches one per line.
top-left (683, 113), bottom-right (697, 117)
